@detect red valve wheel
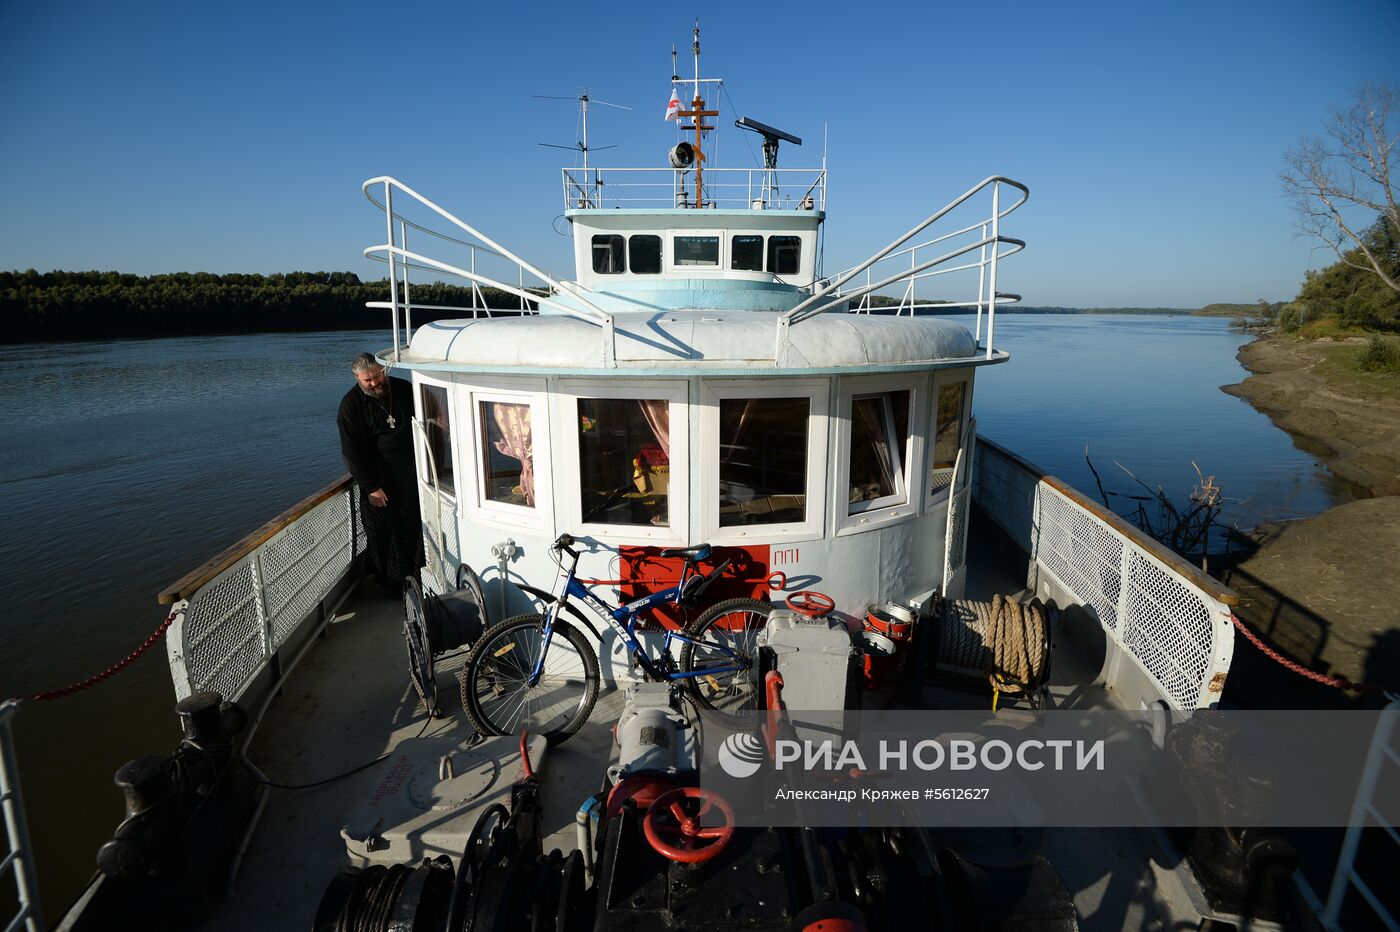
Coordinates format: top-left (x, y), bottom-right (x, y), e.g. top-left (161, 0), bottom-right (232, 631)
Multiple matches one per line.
top-left (767, 571), bottom-right (788, 592)
top-left (642, 787), bottom-right (736, 864)
top-left (786, 590), bottom-right (835, 618)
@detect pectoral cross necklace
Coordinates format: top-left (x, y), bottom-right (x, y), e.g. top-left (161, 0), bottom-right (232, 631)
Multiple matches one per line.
top-left (370, 381), bottom-right (397, 429)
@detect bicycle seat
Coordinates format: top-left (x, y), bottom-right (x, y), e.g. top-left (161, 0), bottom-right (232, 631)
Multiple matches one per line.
top-left (660, 543), bottom-right (713, 561)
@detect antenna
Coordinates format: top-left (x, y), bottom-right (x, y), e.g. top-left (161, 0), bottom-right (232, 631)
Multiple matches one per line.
top-left (673, 22), bottom-right (719, 208)
top-left (735, 117), bottom-right (801, 206)
top-left (535, 91), bottom-right (631, 207)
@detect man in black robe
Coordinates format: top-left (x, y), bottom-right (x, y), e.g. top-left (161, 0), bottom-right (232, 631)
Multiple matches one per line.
top-left (338, 353), bottom-right (423, 588)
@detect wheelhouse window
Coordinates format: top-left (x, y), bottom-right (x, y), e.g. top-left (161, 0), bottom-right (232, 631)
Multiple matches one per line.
top-left (629, 235), bottom-right (662, 274)
top-left (673, 235), bottom-right (719, 267)
top-left (718, 397), bottom-right (808, 526)
top-left (767, 235), bottom-right (801, 275)
top-left (930, 381), bottom-right (967, 494)
top-left (480, 400), bottom-right (534, 507)
top-left (591, 234), bottom-right (625, 274)
top-left (731, 234), bottom-right (763, 271)
top-left (419, 383), bottom-right (455, 497)
top-left (578, 398), bottom-right (671, 527)
top-left (848, 391), bottom-right (910, 513)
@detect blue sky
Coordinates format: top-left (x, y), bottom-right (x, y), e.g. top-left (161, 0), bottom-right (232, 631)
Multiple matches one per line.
top-left (2, 0), bottom-right (1397, 307)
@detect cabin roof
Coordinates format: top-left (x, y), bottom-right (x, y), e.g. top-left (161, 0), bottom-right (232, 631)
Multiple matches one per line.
top-left (392, 310), bottom-right (1004, 376)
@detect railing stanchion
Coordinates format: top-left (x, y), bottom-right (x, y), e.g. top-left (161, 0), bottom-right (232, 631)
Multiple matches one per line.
top-left (400, 221), bottom-right (412, 341)
top-left (986, 182), bottom-right (1000, 360)
top-left (976, 221), bottom-right (987, 343)
top-left (384, 181), bottom-right (400, 363)
top-left (0, 702), bottom-right (43, 932)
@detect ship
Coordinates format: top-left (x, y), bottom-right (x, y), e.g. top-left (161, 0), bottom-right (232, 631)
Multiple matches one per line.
top-left (3, 27), bottom-right (1394, 932)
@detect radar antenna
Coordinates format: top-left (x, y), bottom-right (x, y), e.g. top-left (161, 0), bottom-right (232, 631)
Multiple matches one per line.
top-left (735, 117), bottom-right (801, 207)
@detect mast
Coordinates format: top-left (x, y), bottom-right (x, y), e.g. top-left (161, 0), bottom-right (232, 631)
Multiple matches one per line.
top-left (676, 21), bottom-right (718, 208)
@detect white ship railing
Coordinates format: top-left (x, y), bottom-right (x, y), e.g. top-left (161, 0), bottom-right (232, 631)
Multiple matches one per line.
top-left (1321, 697), bottom-right (1399, 931)
top-left (779, 176), bottom-right (1028, 361)
top-left (0, 701), bottom-right (43, 932)
top-left (972, 437), bottom-right (1236, 711)
top-left (561, 166), bottom-right (827, 211)
top-left (362, 176), bottom-right (618, 364)
top-left (160, 476), bottom-right (365, 732)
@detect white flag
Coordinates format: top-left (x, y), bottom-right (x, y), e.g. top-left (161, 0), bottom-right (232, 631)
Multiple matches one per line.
top-left (665, 86), bottom-right (681, 121)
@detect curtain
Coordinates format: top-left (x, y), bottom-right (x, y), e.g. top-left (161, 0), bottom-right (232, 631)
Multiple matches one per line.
top-left (491, 402), bottom-right (535, 507)
top-left (638, 399), bottom-right (670, 459)
top-left (853, 397), bottom-right (896, 496)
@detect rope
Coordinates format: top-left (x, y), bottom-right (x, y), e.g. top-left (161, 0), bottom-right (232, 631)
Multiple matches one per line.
top-left (335, 863), bottom-right (414, 932)
top-left (22, 607), bottom-right (181, 702)
top-left (936, 595), bottom-right (1048, 707)
top-left (1228, 612), bottom-right (1386, 695)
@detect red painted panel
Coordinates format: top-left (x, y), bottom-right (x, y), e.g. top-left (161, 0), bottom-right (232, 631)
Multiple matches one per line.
top-left (617, 544), bottom-right (771, 630)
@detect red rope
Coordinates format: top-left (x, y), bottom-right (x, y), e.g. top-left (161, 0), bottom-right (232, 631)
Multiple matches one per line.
top-left (24, 608), bottom-right (181, 702)
top-left (1228, 613), bottom-right (1384, 694)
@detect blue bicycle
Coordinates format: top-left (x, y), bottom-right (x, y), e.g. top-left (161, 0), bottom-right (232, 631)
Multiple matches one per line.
top-left (460, 533), bottom-right (772, 744)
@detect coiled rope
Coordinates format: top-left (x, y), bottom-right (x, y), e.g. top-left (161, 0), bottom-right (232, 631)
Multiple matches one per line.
top-left (334, 863), bottom-right (414, 932)
top-left (937, 595), bottom-right (1049, 707)
top-left (1228, 612), bottom-right (1386, 695)
top-left (21, 607), bottom-right (181, 702)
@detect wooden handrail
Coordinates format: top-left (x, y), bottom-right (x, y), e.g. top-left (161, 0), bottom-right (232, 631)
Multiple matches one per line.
top-left (157, 474), bottom-right (355, 605)
top-left (976, 437), bottom-right (1240, 607)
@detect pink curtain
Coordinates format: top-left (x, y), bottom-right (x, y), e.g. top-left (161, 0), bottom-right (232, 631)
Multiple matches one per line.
top-left (638, 399), bottom-right (670, 459)
top-left (491, 402), bottom-right (535, 506)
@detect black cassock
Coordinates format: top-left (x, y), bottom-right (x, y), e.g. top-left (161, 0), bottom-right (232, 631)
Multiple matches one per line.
top-left (337, 376), bottom-right (424, 586)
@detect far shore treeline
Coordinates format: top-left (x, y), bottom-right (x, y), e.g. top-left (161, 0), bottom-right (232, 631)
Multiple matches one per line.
top-left (3, 269), bottom-right (1221, 344)
top-left (0, 270), bottom-right (530, 344)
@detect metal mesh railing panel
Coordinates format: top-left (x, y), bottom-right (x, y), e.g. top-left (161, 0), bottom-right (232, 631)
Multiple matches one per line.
top-left (262, 491), bottom-right (354, 651)
top-left (181, 559), bottom-right (266, 700)
top-left (1034, 486), bottom-right (1124, 634)
top-left (353, 492), bottom-right (366, 555)
top-left (974, 440), bottom-right (1231, 710)
top-left (419, 483), bottom-right (448, 595)
top-left (1121, 550), bottom-right (1215, 709)
top-left (946, 487), bottom-right (970, 572)
top-left (171, 481), bottom-right (361, 703)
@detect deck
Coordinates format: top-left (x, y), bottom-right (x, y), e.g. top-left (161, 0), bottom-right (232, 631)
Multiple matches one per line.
top-left (203, 516), bottom-right (1191, 931)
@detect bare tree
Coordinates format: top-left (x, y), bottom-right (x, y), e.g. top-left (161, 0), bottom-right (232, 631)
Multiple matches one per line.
top-left (1283, 84), bottom-right (1398, 291)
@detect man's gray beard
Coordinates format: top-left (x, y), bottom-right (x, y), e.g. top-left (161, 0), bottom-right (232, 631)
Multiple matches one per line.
top-left (360, 384), bottom-right (387, 399)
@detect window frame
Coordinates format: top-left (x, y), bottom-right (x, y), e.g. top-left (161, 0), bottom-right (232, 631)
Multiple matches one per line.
top-left (924, 369), bottom-right (973, 513)
top-left (766, 235), bottom-right (802, 275)
top-left (730, 233), bottom-right (764, 271)
top-left (833, 373), bottom-right (925, 536)
top-left (413, 375), bottom-right (459, 507)
top-left (666, 231), bottom-right (724, 272)
top-left (590, 234), bottom-right (626, 274)
top-left (557, 379), bottom-right (689, 545)
top-left (700, 378), bottom-right (829, 544)
top-left (628, 234), bottom-right (662, 275)
top-left (463, 376), bottom-right (553, 533)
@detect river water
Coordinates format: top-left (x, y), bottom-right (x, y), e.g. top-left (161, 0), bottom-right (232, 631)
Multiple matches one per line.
top-left (0, 316), bottom-right (1350, 916)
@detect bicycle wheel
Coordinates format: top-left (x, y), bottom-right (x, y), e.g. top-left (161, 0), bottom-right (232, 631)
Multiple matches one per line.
top-left (678, 598), bottom-right (772, 712)
top-left (461, 613), bottom-right (599, 746)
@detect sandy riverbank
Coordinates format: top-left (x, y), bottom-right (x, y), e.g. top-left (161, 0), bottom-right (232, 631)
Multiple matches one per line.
top-left (1222, 337), bottom-right (1400, 496)
top-left (1217, 335), bottom-right (1400, 705)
